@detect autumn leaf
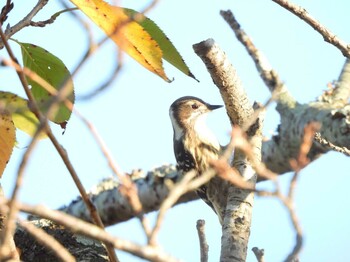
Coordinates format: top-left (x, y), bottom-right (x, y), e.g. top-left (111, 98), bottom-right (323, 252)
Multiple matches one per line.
top-left (0, 91), bottom-right (45, 138)
top-left (70, 0), bottom-right (197, 82)
top-left (16, 41), bottom-right (74, 129)
top-left (0, 110), bottom-right (15, 177)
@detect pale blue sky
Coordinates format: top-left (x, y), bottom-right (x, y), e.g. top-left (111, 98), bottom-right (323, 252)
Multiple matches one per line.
top-left (2, 0), bottom-right (350, 261)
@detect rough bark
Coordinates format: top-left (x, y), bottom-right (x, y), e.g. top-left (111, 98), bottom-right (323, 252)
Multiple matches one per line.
top-left (15, 219), bottom-right (109, 261)
top-left (54, 165), bottom-right (197, 226)
top-left (194, 39), bottom-right (263, 262)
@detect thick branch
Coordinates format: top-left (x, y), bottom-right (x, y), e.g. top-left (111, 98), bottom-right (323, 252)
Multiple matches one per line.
top-left (193, 38), bottom-right (253, 126)
top-left (219, 9), bottom-right (350, 175)
top-left (193, 39), bottom-right (262, 262)
top-left (319, 59), bottom-right (350, 105)
top-left (57, 165), bottom-right (198, 225)
top-left (263, 102), bottom-right (350, 174)
top-left (15, 219), bottom-right (108, 261)
top-left (20, 203), bottom-right (180, 262)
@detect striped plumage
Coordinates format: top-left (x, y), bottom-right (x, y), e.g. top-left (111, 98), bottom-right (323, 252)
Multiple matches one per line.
top-left (169, 96), bottom-right (222, 216)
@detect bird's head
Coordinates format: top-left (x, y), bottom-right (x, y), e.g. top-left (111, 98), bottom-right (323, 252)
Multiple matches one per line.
top-left (169, 96), bottom-right (222, 140)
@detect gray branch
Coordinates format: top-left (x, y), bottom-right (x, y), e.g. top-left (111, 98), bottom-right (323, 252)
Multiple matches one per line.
top-left (57, 165), bottom-right (198, 226)
top-left (219, 9), bottom-right (350, 175)
top-left (0, 0), bottom-right (49, 49)
top-left (319, 59), bottom-right (350, 105)
top-left (264, 77), bottom-right (350, 174)
top-left (193, 38), bottom-right (253, 127)
top-left (194, 39), bottom-right (262, 262)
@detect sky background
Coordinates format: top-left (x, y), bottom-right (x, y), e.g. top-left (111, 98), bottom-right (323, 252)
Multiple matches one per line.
top-left (1, 0), bottom-right (350, 261)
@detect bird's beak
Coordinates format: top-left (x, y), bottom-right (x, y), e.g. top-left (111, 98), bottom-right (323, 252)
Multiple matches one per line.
top-left (208, 104), bottom-right (223, 111)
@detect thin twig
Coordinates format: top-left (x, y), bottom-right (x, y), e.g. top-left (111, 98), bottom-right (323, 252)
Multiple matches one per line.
top-left (17, 202), bottom-right (180, 262)
top-left (29, 7), bottom-right (78, 27)
top-left (2, 0), bottom-right (49, 47)
top-left (58, 0), bottom-right (94, 47)
top-left (17, 218), bottom-right (75, 262)
top-left (283, 123), bottom-right (319, 261)
top-left (76, 111), bottom-right (152, 238)
top-left (196, 220), bottom-right (209, 262)
top-left (2, 58), bottom-right (151, 239)
top-left (0, 0), bottom-right (13, 25)
top-left (314, 132), bottom-right (350, 156)
top-left (0, 25), bottom-right (119, 262)
top-left (148, 170), bottom-right (198, 245)
top-left (0, 24), bottom-right (37, 260)
top-left (220, 9), bottom-right (295, 106)
top-left (78, 49), bottom-right (123, 100)
top-left (272, 0), bottom-right (350, 58)
top-left (251, 247), bottom-right (265, 262)
top-left (140, 0), bottom-right (160, 14)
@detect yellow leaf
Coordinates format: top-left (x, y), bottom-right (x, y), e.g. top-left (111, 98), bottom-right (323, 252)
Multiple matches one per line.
top-left (0, 91), bottom-right (45, 138)
top-left (0, 111), bottom-right (15, 178)
top-left (70, 0), bottom-right (170, 81)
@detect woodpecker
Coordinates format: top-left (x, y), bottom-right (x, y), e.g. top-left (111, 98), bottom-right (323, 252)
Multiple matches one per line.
top-left (169, 96), bottom-right (223, 218)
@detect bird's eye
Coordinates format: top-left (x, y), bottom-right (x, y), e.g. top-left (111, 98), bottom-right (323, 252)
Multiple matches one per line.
top-left (191, 104), bottom-right (199, 109)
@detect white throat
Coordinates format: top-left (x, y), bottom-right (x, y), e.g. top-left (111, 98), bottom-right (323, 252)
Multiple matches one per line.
top-left (193, 114), bottom-right (220, 150)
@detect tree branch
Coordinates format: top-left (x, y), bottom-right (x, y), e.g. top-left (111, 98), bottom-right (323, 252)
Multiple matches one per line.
top-left (20, 203), bottom-right (181, 262)
top-left (196, 220), bottom-right (209, 262)
top-left (272, 0), bottom-right (350, 58)
top-left (193, 38), bottom-right (253, 126)
top-left (318, 59), bottom-right (350, 105)
top-left (17, 219), bottom-right (75, 262)
top-left (219, 9), bottom-right (350, 175)
top-left (57, 165), bottom-right (198, 225)
top-left (219, 9), bottom-right (296, 110)
top-left (1, 0), bottom-right (49, 48)
top-left (193, 38), bottom-right (263, 262)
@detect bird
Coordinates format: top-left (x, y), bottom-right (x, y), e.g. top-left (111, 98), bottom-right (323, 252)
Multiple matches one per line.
top-left (169, 96), bottom-right (225, 221)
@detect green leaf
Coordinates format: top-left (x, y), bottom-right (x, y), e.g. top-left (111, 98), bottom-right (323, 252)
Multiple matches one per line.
top-left (123, 8), bottom-right (198, 81)
top-left (0, 91), bottom-right (45, 138)
top-left (17, 42), bottom-right (74, 126)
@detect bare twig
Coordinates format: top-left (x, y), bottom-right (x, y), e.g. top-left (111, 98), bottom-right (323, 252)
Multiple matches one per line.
top-left (0, 25), bottom-right (119, 262)
top-left (289, 122), bottom-right (321, 172)
top-left (231, 127), bottom-right (278, 182)
top-left (0, 24), bottom-right (35, 260)
top-left (29, 8), bottom-right (78, 27)
top-left (18, 202), bottom-right (180, 262)
top-left (272, 0), bottom-right (350, 58)
top-left (2, 0), bottom-right (49, 47)
top-left (252, 247), bottom-right (265, 262)
top-left (59, 165), bottom-right (198, 226)
top-left (148, 170), bottom-right (198, 245)
top-left (220, 9), bottom-right (295, 107)
top-left (209, 159), bottom-right (255, 190)
top-left (1, 59), bottom-right (151, 240)
top-left (314, 132), bottom-right (350, 156)
top-left (58, 0), bottom-right (94, 47)
top-left (140, 0), bottom-right (160, 15)
top-left (0, 0), bottom-right (13, 25)
top-left (196, 220), bottom-right (209, 262)
top-left (76, 111), bottom-right (152, 238)
top-left (78, 49), bottom-right (123, 100)
top-left (17, 219), bottom-right (75, 262)
top-left (282, 123), bottom-right (319, 261)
